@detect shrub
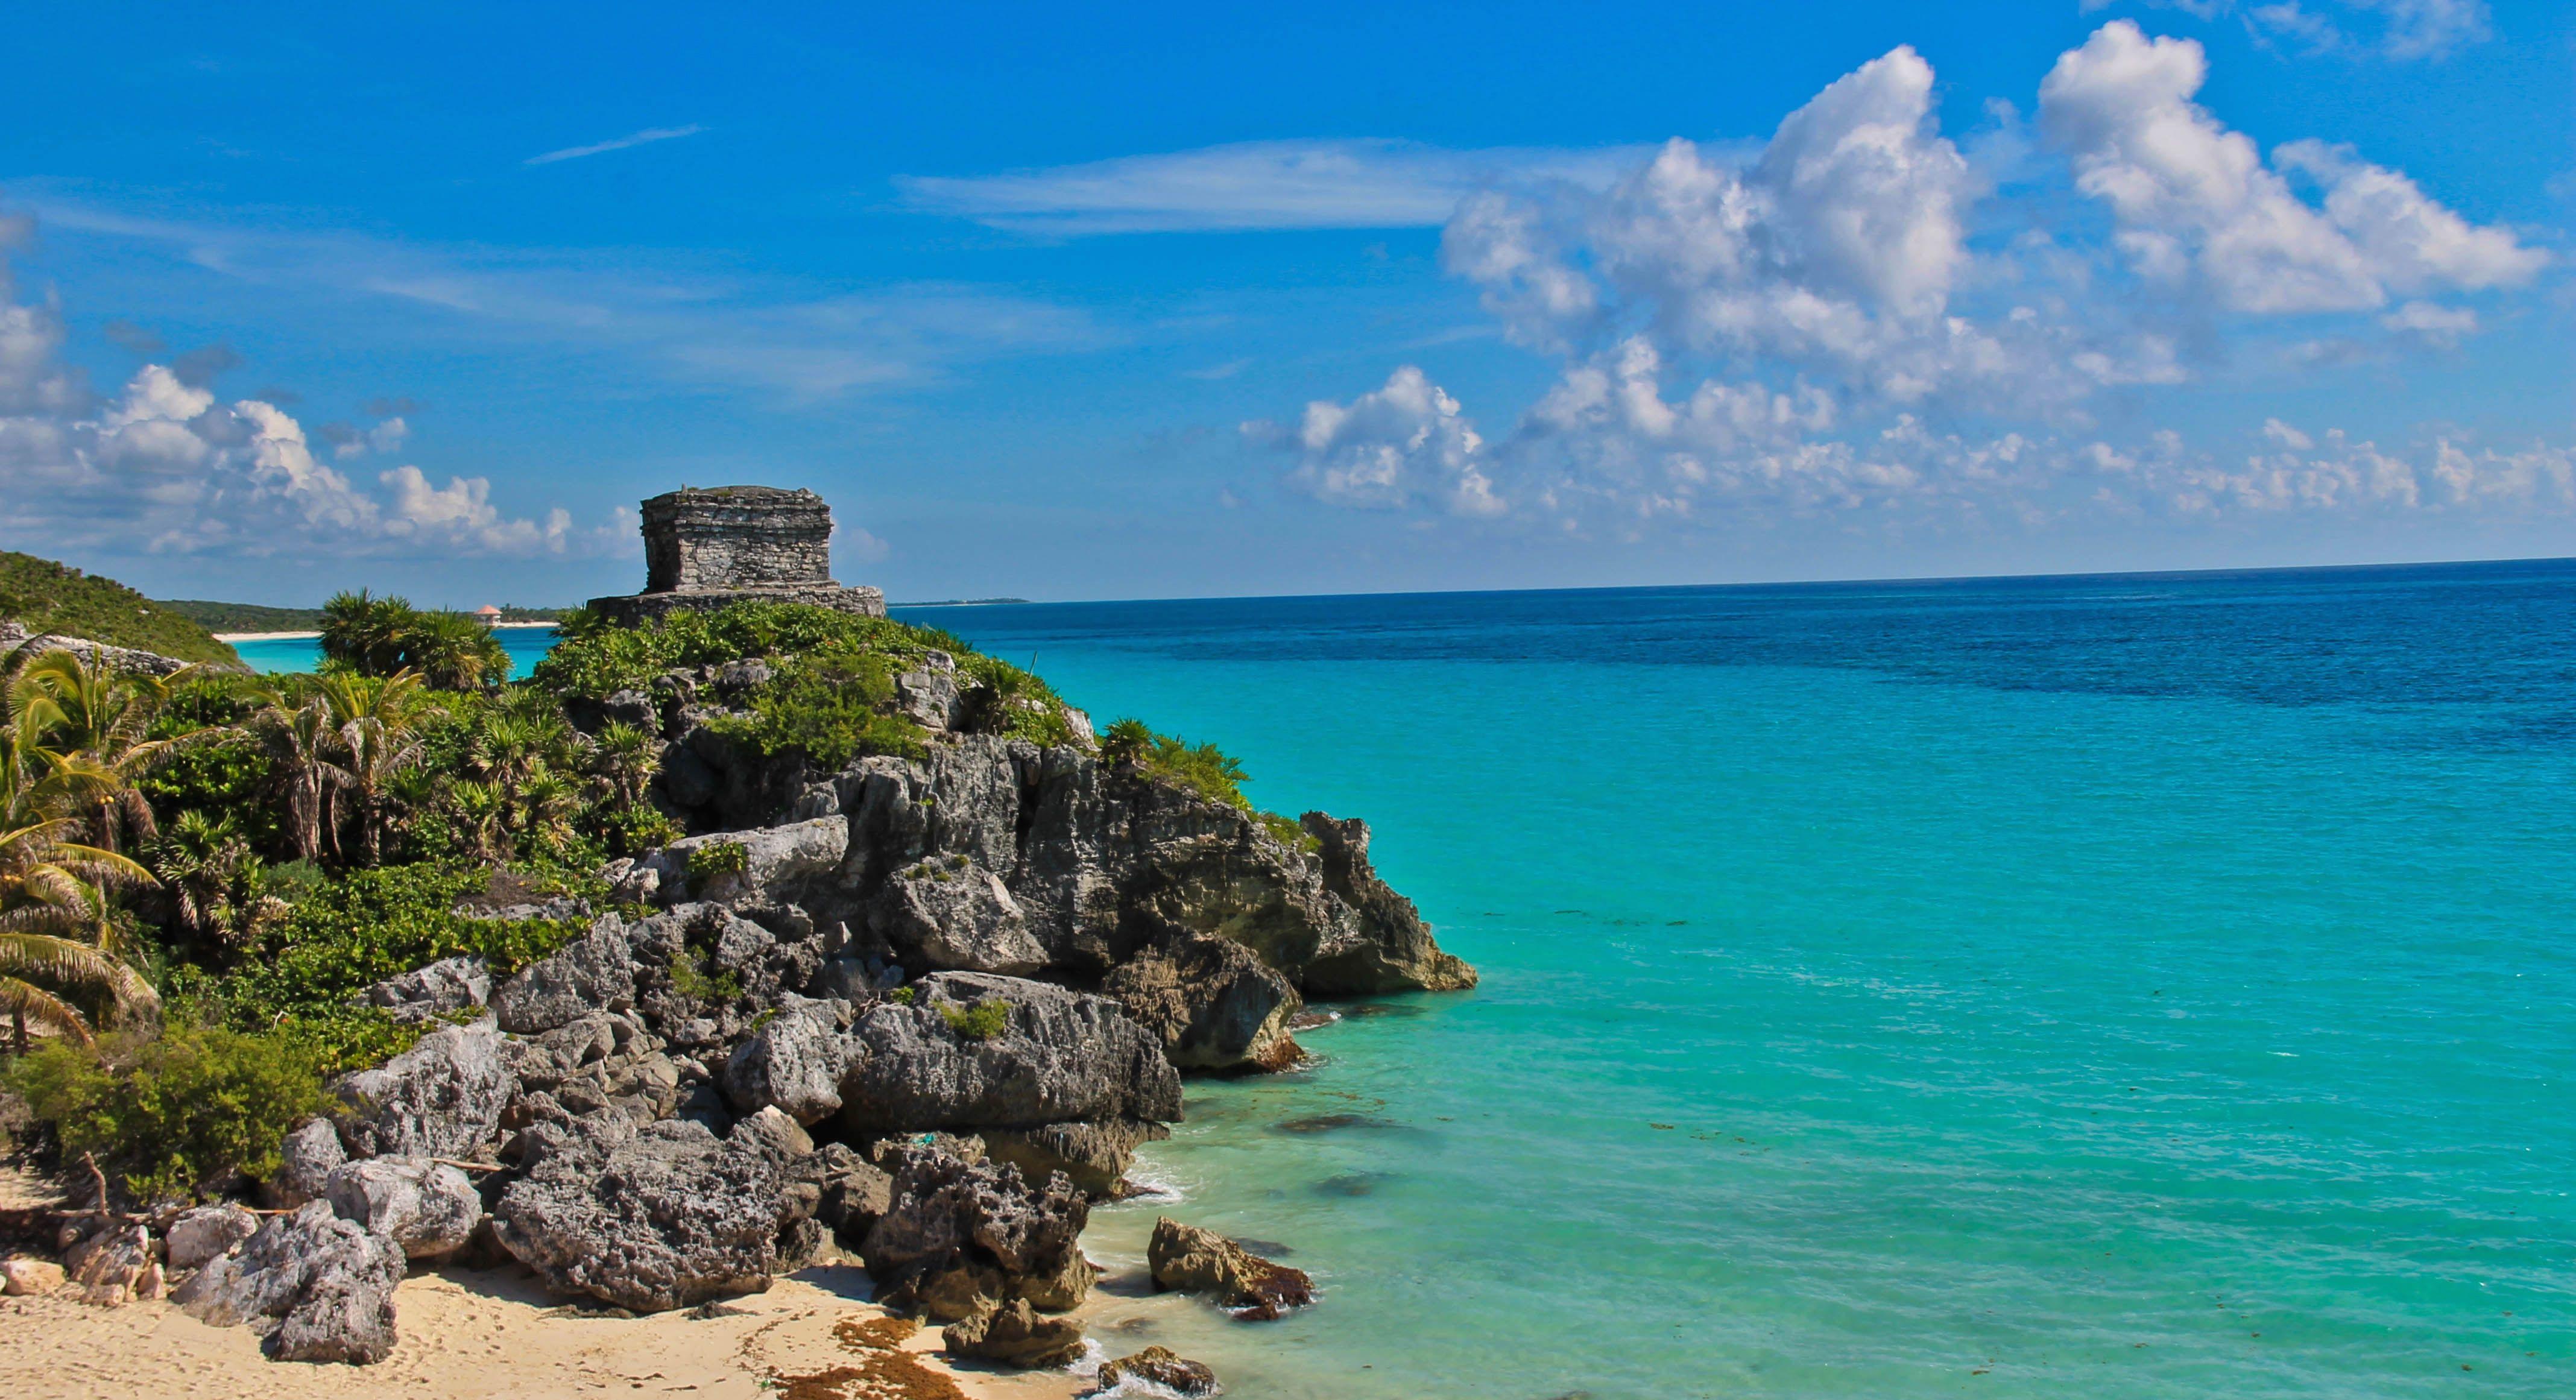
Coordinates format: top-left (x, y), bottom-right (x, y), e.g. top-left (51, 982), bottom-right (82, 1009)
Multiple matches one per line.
top-left (667, 948), bottom-right (742, 1004)
top-left (1102, 718), bottom-right (1252, 810)
top-left (887, 986), bottom-right (916, 1006)
top-left (939, 998), bottom-right (1010, 1041)
top-left (1255, 810), bottom-right (1321, 854)
top-left (4, 1025), bottom-right (332, 1201)
top-left (707, 645), bottom-right (927, 767)
top-left (687, 840), bottom-right (750, 884)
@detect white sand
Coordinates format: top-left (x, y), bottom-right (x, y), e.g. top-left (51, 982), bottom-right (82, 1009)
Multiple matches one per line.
top-left (211, 631), bottom-right (323, 642)
top-left (0, 1263), bottom-right (1079, 1400)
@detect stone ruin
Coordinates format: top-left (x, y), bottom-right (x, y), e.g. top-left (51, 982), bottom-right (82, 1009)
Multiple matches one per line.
top-left (587, 486), bottom-right (886, 625)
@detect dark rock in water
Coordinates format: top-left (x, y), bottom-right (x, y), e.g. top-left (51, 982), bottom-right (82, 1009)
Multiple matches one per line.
top-left (836, 973), bottom-right (1179, 1134)
top-left (1147, 1217), bottom-right (1314, 1321)
top-left (264, 1116), bottom-right (347, 1209)
top-left (332, 1018), bottom-right (510, 1161)
top-left (175, 1200), bottom-right (405, 1364)
top-left (1103, 933), bottom-right (1301, 1072)
top-left (980, 1118), bottom-right (1170, 1199)
top-left (491, 1116), bottom-right (784, 1313)
top-left (1274, 1113), bottom-right (1374, 1134)
top-left (861, 1142), bottom-right (1093, 1320)
top-left (360, 954), bottom-right (490, 1023)
top-left (1315, 1173), bottom-right (1380, 1197)
top-left (1092, 1345), bottom-right (1219, 1396)
top-left (321, 1158), bottom-right (482, 1260)
top-left (942, 1296), bottom-right (1085, 1369)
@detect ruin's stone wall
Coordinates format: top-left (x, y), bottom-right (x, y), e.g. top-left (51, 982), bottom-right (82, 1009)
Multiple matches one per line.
top-left (642, 487), bottom-right (835, 591)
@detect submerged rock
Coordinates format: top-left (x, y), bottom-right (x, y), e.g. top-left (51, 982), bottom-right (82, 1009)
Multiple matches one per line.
top-left (491, 1116), bottom-right (784, 1313)
top-left (1092, 1346), bottom-right (1219, 1396)
top-left (175, 1200), bottom-right (405, 1364)
top-left (1147, 1217), bottom-right (1315, 1321)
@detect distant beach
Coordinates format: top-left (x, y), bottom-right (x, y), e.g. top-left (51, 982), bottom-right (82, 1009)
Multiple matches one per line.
top-left (214, 620), bottom-right (556, 643)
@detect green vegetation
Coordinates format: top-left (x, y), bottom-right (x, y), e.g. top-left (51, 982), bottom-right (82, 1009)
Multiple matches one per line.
top-left (939, 997), bottom-right (1010, 1041)
top-left (687, 840), bottom-right (750, 884)
top-left (0, 551), bottom-right (241, 668)
top-left (1102, 718), bottom-right (1249, 808)
top-left (887, 986), bottom-right (917, 1006)
top-left (666, 947), bottom-right (743, 1005)
top-left (162, 600), bottom-right (567, 632)
top-left (2, 1024), bottom-right (331, 1200)
top-left (321, 591), bottom-right (510, 691)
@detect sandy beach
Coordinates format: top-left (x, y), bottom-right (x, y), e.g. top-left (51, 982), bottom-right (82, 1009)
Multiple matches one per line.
top-left (1, 1263), bottom-right (1084, 1400)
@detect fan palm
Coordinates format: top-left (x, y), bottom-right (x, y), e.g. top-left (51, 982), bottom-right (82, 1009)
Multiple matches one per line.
top-left (0, 812), bottom-right (160, 1050)
top-left (245, 682), bottom-right (349, 863)
top-left (405, 610), bottom-right (511, 691)
top-left (316, 669), bottom-right (443, 865)
top-left (2, 649), bottom-right (201, 854)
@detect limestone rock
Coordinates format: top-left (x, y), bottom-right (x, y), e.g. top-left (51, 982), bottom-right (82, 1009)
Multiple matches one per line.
top-left (1093, 1346), bottom-right (1219, 1397)
top-left (730, 1105), bottom-right (815, 1162)
top-left (65, 1225), bottom-right (161, 1306)
top-left (655, 819), bottom-right (847, 906)
top-left (861, 1143), bottom-right (1093, 1320)
top-left (1103, 935), bottom-right (1300, 1071)
top-left (165, 1204), bottom-right (260, 1272)
top-left (942, 1297), bottom-right (1085, 1369)
top-left (794, 1142), bottom-right (894, 1243)
top-left (837, 973), bottom-right (1179, 1134)
top-left (264, 1116), bottom-right (347, 1208)
top-left (873, 864), bottom-right (1046, 976)
top-left (1146, 1218), bottom-right (1314, 1321)
top-left (360, 954), bottom-right (490, 1023)
top-left (1, 1257), bottom-right (63, 1296)
top-left (491, 918), bottom-right (638, 1035)
top-left (981, 1119), bottom-right (1169, 1199)
top-left (722, 995), bottom-right (856, 1124)
top-left (333, 1018), bottom-right (510, 1161)
top-left (491, 1116), bottom-right (784, 1313)
top-left (1300, 814), bottom-right (1477, 996)
top-left (174, 1200), bottom-right (405, 1364)
top-left (322, 1158), bottom-right (482, 1260)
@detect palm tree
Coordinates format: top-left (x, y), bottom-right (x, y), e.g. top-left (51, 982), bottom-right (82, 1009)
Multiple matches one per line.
top-left (144, 810), bottom-right (281, 952)
top-left (246, 681), bottom-right (348, 863)
top-left (316, 669), bottom-right (443, 865)
top-left (404, 610), bottom-right (510, 692)
top-left (588, 721), bottom-right (660, 807)
top-left (0, 799), bottom-right (161, 1051)
top-left (319, 590), bottom-right (414, 676)
top-left (2, 649), bottom-right (201, 854)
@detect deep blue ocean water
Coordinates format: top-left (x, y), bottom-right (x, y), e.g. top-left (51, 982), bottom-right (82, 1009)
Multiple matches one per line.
top-left (228, 565), bottom-right (2576, 1396)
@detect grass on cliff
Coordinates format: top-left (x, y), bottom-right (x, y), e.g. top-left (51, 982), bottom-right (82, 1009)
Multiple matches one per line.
top-left (0, 550), bottom-right (242, 667)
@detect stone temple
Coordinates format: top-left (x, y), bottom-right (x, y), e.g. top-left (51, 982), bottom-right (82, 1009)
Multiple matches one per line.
top-left (587, 486), bottom-right (886, 625)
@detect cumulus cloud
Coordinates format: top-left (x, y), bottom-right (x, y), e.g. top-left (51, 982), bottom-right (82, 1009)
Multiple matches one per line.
top-left (2037, 22), bottom-right (2543, 313)
top-left (1256, 366), bottom-right (1504, 517)
top-left (0, 223), bottom-right (630, 562)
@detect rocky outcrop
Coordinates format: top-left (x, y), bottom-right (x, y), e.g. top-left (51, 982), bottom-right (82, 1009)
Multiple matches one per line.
top-left (321, 1159), bottom-right (482, 1260)
top-left (263, 1117), bottom-right (348, 1209)
top-left (980, 1118), bottom-right (1168, 1199)
top-left (836, 973), bottom-right (1179, 1134)
top-left (491, 919), bottom-right (639, 1035)
top-left (1093, 1346), bottom-right (1219, 1397)
top-left (1148, 1217), bottom-right (1314, 1321)
top-left (1104, 933), bottom-right (1301, 1071)
top-left (942, 1298), bottom-right (1085, 1369)
top-left (0, 620), bottom-right (212, 676)
top-left (1299, 814), bottom-right (1477, 995)
top-left (490, 1116), bottom-right (784, 1313)
top-left (722, 995), bottom-right (858, 1124)
top-left (333, 1018), bottom-right (510, 1161)
top-left (65, 1224), bottom-right (162, 1306)
top-left (360, 954), bottom-right (489, 1023)
top-left (175, 1201), bottom-right (405, 1363)
top-left (860, 1143), bottom-right (1093, 1320)
top-left (166, 1204), bottom-right (260, 1272)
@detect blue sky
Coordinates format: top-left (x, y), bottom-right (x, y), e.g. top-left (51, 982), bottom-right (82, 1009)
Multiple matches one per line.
top-left (1, 0), bottom-right (2569, 606)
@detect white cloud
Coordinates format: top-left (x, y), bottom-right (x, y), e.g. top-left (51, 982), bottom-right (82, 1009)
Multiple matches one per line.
top-left (2378, 298), bottom-right (2477, 346)
top-left (0, 230), bottom-right (629, 563)
top-left (895, 139), bottom-right (1650, 235)
top-left (1256, 365), bottom-right (1505, 517)
top-left (525, 124), bottom-right (705, 166)
top-left (2037, 22), bottom-right (2541, 314)
top-left (2097, 0), bottom-right (2492, 60)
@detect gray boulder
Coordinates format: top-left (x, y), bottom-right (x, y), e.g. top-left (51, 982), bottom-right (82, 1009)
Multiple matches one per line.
top-left (491, 1116), bottom-right (785, 1313)
top-left (264, 1116), bottom-right (348, 1208)
top-left (1148, 1216), bottom-right (1314, 1320)
top-left (722, 997), bottom-right (857, 1124)
top-left (1104, 934), bottom-right (1301, 1071)
top-left (982, 1119), bottom-right (1170, 1199)
top-left (491, 918), bottom-right (638, 1035)
top-left (861, 1143), bottom-right (1094, 1319)
top-left (174, 1200), bottom-right (405, 1364)
top-left (322, 1158), bottom-right (482, 1260)
top-left (794, 1143), bottom-right (894, 1244)
top-left (873, 863), bottom-right (1047, 976)
top-left (837, 973), bottom-right (1179, 1134)
top-left (166, 1204), bottom-right (260, 1272)
top-left (654, 818), bottom-right (847, 906)
top-left (360, 954), bottom-right (490, 1023)
top-left (333, 1019), bottom-right (510, 1161)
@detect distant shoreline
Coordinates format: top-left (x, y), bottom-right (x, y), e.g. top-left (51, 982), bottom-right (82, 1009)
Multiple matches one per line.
top-left (215, 620), bottom-right (557, 643)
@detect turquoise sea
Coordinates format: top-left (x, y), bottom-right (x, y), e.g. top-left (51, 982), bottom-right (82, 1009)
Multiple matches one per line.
top-left (236, 566), bottom-right (2576, 1396)
top-left (224, 625), bottom-right (562, 679)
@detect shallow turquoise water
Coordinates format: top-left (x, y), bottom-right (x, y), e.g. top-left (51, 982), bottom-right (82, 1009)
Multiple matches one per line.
top-left (900, 566), bottom-right (2576, 1399)
top-left (226, 626), bottom-right (559, 679)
